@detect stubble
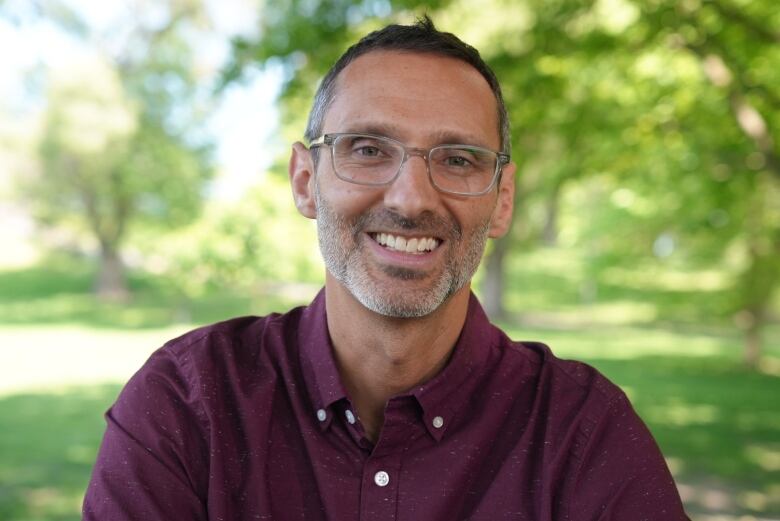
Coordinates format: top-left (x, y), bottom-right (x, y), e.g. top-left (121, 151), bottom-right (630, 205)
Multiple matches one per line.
top-left (314, 183), bottom-right (491, 318)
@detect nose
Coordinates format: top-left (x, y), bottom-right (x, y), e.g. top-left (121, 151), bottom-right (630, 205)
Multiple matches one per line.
top-left (382, 153), bottom-right (439, 218)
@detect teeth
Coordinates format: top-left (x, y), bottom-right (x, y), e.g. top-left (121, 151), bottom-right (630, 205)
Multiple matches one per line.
top-left (373, 233), bottom-right (439, 254)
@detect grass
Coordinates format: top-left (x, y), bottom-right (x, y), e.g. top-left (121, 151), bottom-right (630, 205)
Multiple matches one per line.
top-left (0, 260), bottom-right (316, 329)
top-left (0, 259), bottom-right (778, 520)
top-left (0, 385), bottom-right (120, 521)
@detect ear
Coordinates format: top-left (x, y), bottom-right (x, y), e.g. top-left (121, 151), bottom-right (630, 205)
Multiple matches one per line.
top-left (488, 162), bottom-right (516, 238)
top-left (289, 141), bottom-right (317, 219)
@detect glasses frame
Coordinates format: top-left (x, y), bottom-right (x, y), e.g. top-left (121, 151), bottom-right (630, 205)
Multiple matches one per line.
top-left (309, 133), bottom-right (510, 197)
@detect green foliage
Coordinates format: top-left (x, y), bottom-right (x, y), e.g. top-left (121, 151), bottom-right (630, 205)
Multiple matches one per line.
top-left (31, 72), bottom-right (210, 235)
top-left (145, 174), bottom-right (324, 297)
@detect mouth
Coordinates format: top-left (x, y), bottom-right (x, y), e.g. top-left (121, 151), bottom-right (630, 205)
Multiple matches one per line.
top-left (369, 232), bottom-right (441, 255)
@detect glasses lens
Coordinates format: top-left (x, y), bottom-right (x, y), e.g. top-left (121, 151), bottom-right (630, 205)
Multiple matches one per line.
top-left (429, 146), bottom-right (498, 195)
top-left (332, 135), bottom-right (403, 185)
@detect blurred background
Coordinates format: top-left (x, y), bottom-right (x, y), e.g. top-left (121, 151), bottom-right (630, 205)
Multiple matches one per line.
top-left (0, 0), bottom-right (778, 519)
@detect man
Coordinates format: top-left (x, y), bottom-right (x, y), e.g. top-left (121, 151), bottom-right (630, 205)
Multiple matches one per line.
top-left (84, 17), bottom-right (689, 520)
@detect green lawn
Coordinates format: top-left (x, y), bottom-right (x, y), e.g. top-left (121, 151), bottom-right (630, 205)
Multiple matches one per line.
top-left (0, 261), bottom-right (778, 520)
top-left (0, 385), bottom-right (120, 521)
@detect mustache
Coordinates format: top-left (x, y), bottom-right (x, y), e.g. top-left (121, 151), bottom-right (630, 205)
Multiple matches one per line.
top-left (355, 209), bottom-right (462, 240)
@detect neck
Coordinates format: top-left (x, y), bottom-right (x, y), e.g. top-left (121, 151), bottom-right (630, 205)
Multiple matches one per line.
top-left (324, 274), bottom-right (471, 443)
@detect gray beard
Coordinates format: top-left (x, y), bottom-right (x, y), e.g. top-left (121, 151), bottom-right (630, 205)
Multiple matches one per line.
top-left (314, 184), bottom-right (490, 318)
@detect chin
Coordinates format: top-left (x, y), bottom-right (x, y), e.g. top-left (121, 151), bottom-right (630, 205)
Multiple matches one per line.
top-left (347, 275), bottom-right (457, 319)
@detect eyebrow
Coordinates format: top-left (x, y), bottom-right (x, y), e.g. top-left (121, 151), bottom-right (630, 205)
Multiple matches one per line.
top-left (341, 122), bottom-right (495, 150)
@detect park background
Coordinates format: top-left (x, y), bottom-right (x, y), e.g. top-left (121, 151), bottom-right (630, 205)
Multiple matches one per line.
top-left (0, 0), bottom-right (778, 519)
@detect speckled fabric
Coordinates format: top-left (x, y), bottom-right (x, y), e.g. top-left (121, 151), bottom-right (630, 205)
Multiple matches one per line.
top-left (84, 290), bottom-right (689, 520)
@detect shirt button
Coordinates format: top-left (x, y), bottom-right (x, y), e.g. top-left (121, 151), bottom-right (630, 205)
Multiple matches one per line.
top-left (374, 471), bottom-right (390, 487)
top-left (345, 409), bottom-right (356, 424)
top-left (316, 409), bottom-right (327, 422)
top-left (432, 416), bottom-right (444, 429)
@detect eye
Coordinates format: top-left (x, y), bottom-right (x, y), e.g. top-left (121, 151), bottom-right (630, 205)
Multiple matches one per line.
top-left (355, 145), bottom-right (381, 157)
top-left (444, 155), bottom-right (473, 168)
top-left (438, 148), bottom-right (480, 170)
top-left (349, 137), bottom-right (390, 158)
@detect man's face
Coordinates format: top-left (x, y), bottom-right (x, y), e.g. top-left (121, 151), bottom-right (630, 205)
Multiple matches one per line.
top-left (306, 50), bottom-right (514, 317)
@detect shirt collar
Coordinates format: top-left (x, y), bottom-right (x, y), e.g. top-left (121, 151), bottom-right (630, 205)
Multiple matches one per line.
top-left (411, 292), bottom-right (497, 442)
top-left (298, 289), bottom-right (348, 431)
top-left (298, 289), bottom-right (498, 440)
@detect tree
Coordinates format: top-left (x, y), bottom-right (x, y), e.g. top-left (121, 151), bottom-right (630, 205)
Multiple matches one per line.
top-left (464, 0), bottom-right (779, 364)
top-left (622, 0), bottom-right (780, 366)
top-left (35, 56), bottom-right (138, 298)
top-left (19, 1), bottom-right (213, 298)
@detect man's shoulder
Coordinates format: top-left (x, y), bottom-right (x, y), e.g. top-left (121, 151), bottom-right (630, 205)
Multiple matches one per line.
top-left (498, 335), bottom-right (626, 410)
top-left (159, 305), bottom-right (307, 363)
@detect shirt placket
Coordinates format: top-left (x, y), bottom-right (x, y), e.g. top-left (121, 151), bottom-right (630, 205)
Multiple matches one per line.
top-left (357, 396), bottom-right (432, 521)
top-left (359, 454), bottom-right (401, 521)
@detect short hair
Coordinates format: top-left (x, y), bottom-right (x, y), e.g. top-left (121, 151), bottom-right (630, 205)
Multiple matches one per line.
top-left (304, 15), bottom-right (510, 155)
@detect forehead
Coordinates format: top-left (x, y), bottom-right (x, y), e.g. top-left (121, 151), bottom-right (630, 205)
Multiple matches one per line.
top-left (323, 50), bottom-right (500, 148)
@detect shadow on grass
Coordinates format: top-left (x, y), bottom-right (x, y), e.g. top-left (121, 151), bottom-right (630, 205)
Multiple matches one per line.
top-left (500, 247), bottom-right (743, 328)
top-left (0, 384), bottom-right (121, 521)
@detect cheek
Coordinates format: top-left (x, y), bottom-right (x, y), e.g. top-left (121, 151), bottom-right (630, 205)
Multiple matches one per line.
top-left (450, 200), bottom-right (494, 234)
top-left (321, 183), bottom-right (382, 218)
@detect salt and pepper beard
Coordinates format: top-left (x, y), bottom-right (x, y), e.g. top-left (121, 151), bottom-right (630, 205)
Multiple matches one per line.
top-left (314, 182), bottom-right (492, 318)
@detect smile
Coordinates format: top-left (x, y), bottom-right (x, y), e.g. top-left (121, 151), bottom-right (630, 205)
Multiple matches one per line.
top-left (370, 233), bottom-right (440, 254)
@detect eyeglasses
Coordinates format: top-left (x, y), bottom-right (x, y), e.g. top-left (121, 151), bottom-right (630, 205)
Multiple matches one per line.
top-left (309, 133), bottom-right (510, 196)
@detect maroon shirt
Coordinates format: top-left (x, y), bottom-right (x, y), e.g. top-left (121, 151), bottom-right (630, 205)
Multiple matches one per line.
top-left (84, 291), bottom-right (689, 520)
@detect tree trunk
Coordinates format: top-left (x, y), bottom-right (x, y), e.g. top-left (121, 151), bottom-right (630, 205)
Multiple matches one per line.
top-left (96, 243), bottom-right (128, 300)
top-left (737, 252), bottom-right (777, 370)
top-left (743, 317), bottom-right (762, 368)
top-left (542, 181), bottom-right (562, 246)
top-left (482, 235), bottom-right (509, 320)
top-left (736, 170), bottom-right (780, 369)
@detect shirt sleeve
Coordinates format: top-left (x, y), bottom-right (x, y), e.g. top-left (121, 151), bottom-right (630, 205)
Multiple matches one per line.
top-left (566, 392), bottom-right (690, 521)
top-left (83, 347), bottom-right (210, 521)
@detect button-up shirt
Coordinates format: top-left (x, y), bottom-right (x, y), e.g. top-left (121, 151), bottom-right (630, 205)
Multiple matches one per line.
top-left (83, 290), bottom-right (689, 520)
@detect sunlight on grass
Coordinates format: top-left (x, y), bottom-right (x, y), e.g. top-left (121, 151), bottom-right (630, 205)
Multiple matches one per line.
top-left (758, 356), bottom-right (780, 377)
top-left (666, 456), bottom-right (685, 475)
top-left (645, 402), bottom-right (720, 427)
top-left (739, 490), bottom-right (771, 513)
top-left (602, 265), bottom-right (730, 292)
top-left (0, 325), bottom-right (191, 396)
top-left (23, 486), bottom-right (83, 519)
top-left (514, 300), bottom-right (660, 326)
top-left (499, 322), bottom-right (732, 360)
top-left (745, 444), bottom-right (780, 472)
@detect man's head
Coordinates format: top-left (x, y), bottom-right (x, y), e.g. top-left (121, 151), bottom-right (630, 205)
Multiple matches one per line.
top-left (289, 17), bottom-right (515, 318)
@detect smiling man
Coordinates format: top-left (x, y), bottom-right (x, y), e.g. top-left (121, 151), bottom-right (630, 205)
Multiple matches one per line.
top-left (84, 17), bottom-right (689, 521)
